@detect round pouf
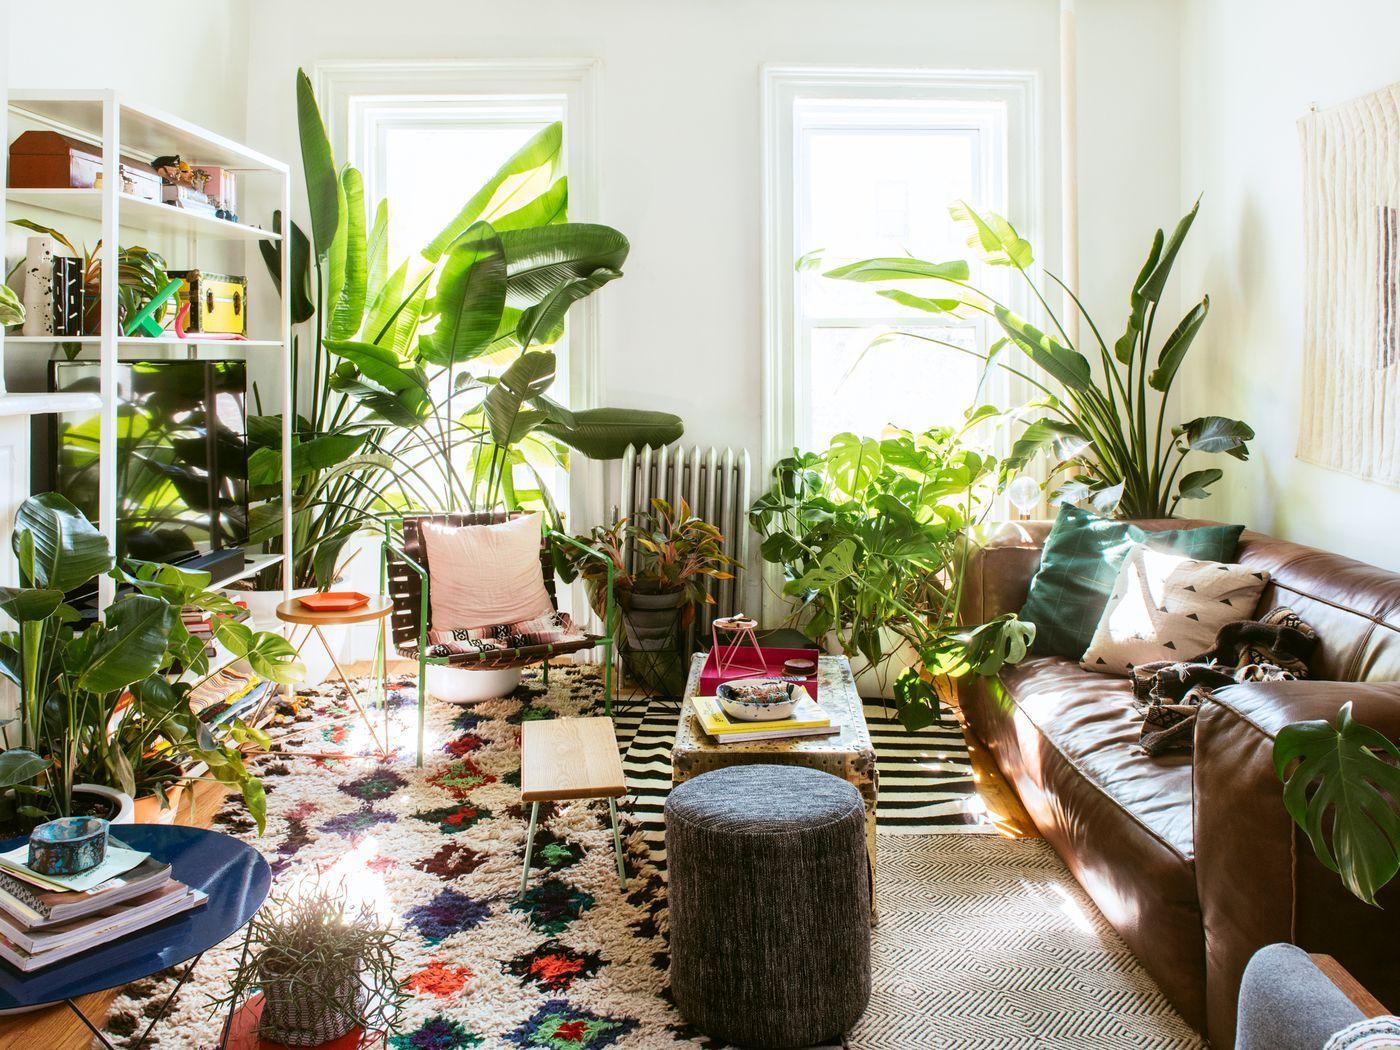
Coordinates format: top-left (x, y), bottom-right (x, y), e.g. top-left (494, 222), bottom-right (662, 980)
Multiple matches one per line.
top-left (665, 764), bottom-right (871, 1048)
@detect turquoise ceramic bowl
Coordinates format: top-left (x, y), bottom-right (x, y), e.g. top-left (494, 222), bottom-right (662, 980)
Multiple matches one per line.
top-left (28, 816), bottom-right (109, 876)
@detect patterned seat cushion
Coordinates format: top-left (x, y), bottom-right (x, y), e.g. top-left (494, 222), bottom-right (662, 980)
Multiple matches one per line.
top-left (424, 610), bottom-right (587, 659)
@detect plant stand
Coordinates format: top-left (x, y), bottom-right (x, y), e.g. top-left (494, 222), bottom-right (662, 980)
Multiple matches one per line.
top-left (618, 601), bottom-right (687, 705)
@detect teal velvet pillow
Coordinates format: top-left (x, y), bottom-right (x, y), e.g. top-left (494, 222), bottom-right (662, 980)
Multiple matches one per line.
top-left (1019, 503), bottom-right (1245, 659)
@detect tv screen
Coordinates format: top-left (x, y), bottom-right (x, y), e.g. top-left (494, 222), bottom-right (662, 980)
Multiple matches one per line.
top-left (51, 359), bottom-right (249, 565)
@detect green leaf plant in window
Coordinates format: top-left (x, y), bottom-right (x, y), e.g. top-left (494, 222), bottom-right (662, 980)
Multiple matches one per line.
top-left (817, 198), bottom-right (1253, 519)
top-left (254, 70), bottom-right (684, 590)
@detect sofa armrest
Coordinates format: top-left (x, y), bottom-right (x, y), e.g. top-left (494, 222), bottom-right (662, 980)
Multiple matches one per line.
top-left (959, 520), bottom-right (1053, 626)
top-left (1194, 680), bottom-right (1400, 1047)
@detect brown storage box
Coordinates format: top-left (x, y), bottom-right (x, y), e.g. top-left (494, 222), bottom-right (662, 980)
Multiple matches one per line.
top-left (8, 130), bottom-right (162, 201)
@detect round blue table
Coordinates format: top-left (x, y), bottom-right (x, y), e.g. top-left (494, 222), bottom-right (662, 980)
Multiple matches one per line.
top-left (0, 824), bottom-right (270, 1048)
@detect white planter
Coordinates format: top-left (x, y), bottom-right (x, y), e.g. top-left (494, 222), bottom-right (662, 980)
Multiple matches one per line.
top-left (426, 665), bottom-right (522, 705)
top-left (824, 629), bottom-right (920, 700)
top-left (76, 783), bottom-right (135, 825)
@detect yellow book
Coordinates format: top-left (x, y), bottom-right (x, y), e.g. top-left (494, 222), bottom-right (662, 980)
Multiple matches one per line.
top-left (693, 695), bottom-right (832, 735)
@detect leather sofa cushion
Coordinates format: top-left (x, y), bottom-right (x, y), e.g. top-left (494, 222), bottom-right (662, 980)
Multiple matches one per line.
top-left (999, 656), bottom-right (1195, 859)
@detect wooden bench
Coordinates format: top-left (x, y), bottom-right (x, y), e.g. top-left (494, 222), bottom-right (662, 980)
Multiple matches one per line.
top-left (519, 716), bottom-right (628, 896)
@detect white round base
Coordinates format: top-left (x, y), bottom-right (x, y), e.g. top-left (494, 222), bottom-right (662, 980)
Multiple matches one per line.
top-left (427, 665), bottom-right (522, 705)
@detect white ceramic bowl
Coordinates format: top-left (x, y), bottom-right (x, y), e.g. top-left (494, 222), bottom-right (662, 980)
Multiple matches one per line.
top-left (716, 678), bottom-right (801, 722)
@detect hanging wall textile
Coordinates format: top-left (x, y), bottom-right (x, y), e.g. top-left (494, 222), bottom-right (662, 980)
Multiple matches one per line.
top-left (1297, 81), bottom-right (1400, 485)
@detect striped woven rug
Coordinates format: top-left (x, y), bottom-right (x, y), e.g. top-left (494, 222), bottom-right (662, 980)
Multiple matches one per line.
top-left (614, 696), bottom-right (991, 866)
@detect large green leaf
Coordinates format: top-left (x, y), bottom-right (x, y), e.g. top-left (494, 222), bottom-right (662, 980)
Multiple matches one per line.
top-left (826, 433), bottom-right (884, 498)
top-left (364, 197), bottom-right (390, 312)
top-left (248, 431), bottom-right (369, 486)
top-left (876, 288), bottom-right (964, 314)
top-left (13, 492), bottom-right (114, 592)
top-left (422, 122), bottom-right (563, 262)
top-left (365, 259), bottom-right (408, 346)
top-left (484, 351), bottom-right (557, 446)
top-left (516, 268), bottom-right (621, 349)
top-left (822, 258), bottom-right (970, 283)
top-left (489, 176), bottom-right (568, 233)
top-left (423, 221), bottom-right (507, 367)
top-left (1177, 416), bottom-right (1254, 460)
top-left (892, 668), bottom-right (941, 731)
top-left (325, 341), bottom-right (429, 403)
top-left (1176, 468), bottom-right (1223, 501)
top-left (0, 749), bottom-right (47, 790)
top-left (1275, 702), bottom-right (1400, 905)
top-left (326, 166), bottom-right (368, 341)
top-left (994, 307), bottom-right (1094, 392)
top-left (537, 407), bottom-right (684, 459)
top-left (0, 586), bottom-right (64, 623)
top-left (1115, 229), bottom-right (1165, 364)
top-left (500, 224), bottom-right (630, 309)
top-left (295, 69), bottom-right (340, 261)
top-left (949, 201), bottom-right (1033, 269)
top-left (791, 540), bottom-right (857, 591)
top-left (76, 594), bottom-right (176, 694)
top-left (1148, 295), bottom-right (1210, 392)
top-left (1004, 417), bottom-right (1088, 471)
top-left (1139, 197), bottom-right (1200, 304)
top-left (258, 212), bottom-right (315, 324)
top-left (0, 285), bottom-right (25, 327)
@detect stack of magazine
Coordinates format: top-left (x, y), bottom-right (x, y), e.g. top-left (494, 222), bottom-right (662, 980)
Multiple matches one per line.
top-left (0, 839), bottom-right (205, 971)
top-left (692, 695), bottom-right (840, 744)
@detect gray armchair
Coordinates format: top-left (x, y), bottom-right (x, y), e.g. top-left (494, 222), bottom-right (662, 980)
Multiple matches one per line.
top-left (1238, 944), bottom-right (1392, 1050)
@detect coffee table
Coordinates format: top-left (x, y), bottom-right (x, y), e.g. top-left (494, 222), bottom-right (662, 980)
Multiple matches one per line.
top-left (672, 653), bottom-right (879, 917)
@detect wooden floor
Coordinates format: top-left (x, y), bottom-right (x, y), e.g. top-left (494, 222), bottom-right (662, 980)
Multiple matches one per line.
top-left (0, 660), bottom-right (1035, 1049)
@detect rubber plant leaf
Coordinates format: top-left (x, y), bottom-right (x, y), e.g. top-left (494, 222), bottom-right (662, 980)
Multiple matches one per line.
top-left (0, 750), bottom-right (47, 790)
top-left (295, 69), bottom-right (340, 261)
top-left (13, 492), bottom-right (114, 592)
top-left (500, 224), bottom-right (630, 309)
top-left (1148, 295), bottom-right (1210, 392)
top-left (484, 351), bottom-right (557, 446)
top-left (423, 221), bottom-right (507, 367)
top-left (537, 407), bottom-right (685, 460)
top-left (1274, 702), bottom-right (1400, 906)
top-left (326, 165), bottom-right (368, 342)
top-left (75, 594), bottom-right (176, 694)
top-left (949, 200), bottom-right (1033, 269)
top-left (422, 121), bottom-right (563, 262)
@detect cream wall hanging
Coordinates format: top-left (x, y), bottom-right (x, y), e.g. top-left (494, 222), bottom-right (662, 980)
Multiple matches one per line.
top-left (1297, 81), bottom-right (1400, 486)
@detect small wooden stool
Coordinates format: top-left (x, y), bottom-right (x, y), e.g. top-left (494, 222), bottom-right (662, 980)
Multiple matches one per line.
top-left (520, 716), bottom-right (628, 896)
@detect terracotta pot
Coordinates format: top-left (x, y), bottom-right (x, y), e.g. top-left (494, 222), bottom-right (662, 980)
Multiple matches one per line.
top-left (132, 782), bottom-right (187, 825)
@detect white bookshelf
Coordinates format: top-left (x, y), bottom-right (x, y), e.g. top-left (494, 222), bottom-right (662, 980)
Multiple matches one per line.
top-left (2, 88), bottom-right (295, 611)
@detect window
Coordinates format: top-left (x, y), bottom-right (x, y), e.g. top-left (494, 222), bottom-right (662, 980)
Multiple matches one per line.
top-left (763, 68), bottom-right (1039, 467)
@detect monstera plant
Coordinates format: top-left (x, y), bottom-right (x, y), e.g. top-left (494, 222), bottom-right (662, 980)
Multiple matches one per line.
top-left (255, 70), bottom-right (683, 588)
top-left (1275, 702), bottom-right (1400, 906)
top-left (818, 199), bottom-right (1253, 519)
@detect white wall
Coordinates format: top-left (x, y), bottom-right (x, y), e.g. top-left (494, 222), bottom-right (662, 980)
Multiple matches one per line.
top-left (239, 0), bottom-right (1180, 497)
top-left (1180, 0), bottom-right (1400, 571)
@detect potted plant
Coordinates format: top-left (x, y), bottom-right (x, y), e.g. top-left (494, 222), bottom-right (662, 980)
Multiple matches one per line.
top-left (213, 880), bottom-right (406, 1045)
top-left (749, 424), bottom-right (1032, 725)
top-left (817, 199), bottom-right (1252, 519)
top-left (0, 494), bottom-right (302, 833)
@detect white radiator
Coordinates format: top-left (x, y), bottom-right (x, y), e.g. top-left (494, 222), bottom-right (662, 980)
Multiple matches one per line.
top-left (618, 444), bottom-right (753, 643)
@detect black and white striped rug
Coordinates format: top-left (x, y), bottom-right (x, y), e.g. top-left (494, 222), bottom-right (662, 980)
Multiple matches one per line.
top-left (614, 696), bottom-right (992, 866)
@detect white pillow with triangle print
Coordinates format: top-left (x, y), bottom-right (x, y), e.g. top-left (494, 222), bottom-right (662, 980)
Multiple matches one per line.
top-left (1080, 541), bottom-right (1270, 676)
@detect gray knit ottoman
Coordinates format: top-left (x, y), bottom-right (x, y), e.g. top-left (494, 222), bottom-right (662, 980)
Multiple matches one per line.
top-left (665, 764), bottom-right (872, 1048)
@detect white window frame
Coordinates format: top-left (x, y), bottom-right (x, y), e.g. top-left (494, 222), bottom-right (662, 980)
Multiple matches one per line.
top-left (315, 59), bottom-right (606, 530)
top-left (761, 65), bottom-right (1042, 479)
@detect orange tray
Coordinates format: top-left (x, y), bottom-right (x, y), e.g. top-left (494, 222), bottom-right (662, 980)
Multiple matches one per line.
top-left (297, 591), bottom-right (371, 613)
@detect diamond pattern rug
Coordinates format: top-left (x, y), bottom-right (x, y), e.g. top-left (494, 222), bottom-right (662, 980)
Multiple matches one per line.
top-left (98, 666), bottom-right (1200, 1049)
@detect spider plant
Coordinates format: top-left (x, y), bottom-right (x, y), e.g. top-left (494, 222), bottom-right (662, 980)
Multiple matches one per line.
top-left (819, 199), bottom-right (1253, 519)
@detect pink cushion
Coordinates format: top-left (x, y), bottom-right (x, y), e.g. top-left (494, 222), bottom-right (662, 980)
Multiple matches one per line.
top-left (421, 513), bottom-right (554, 630)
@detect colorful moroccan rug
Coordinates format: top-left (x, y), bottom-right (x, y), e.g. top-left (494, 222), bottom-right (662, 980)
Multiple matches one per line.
top-left (98, 666), bottom-right (1198, 1049)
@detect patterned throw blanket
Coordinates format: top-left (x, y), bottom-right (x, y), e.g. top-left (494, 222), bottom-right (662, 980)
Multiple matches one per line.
top-left (1132, 607), bottom-right (1318, 756)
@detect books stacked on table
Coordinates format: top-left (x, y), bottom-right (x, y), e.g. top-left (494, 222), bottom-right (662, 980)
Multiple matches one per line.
top-left (693, 695), bottom-right (839, 744)
top-left (0, 839), bottom-right (206, 971)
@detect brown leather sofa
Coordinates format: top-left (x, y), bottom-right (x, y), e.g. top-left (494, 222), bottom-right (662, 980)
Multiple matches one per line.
top-left (959, 520), bottom-right (1400, 1048)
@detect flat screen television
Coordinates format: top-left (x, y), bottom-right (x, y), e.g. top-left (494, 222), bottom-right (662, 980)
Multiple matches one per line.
top-left (49, 359), bottom-right (249, 568)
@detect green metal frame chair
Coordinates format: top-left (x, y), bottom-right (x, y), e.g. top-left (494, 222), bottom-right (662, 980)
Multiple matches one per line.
top-left (381, 512), bottom-right (616, 766)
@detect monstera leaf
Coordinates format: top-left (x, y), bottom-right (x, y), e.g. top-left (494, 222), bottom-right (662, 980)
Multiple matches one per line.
top-left (1274, 702), bottom-right (1400, 906)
